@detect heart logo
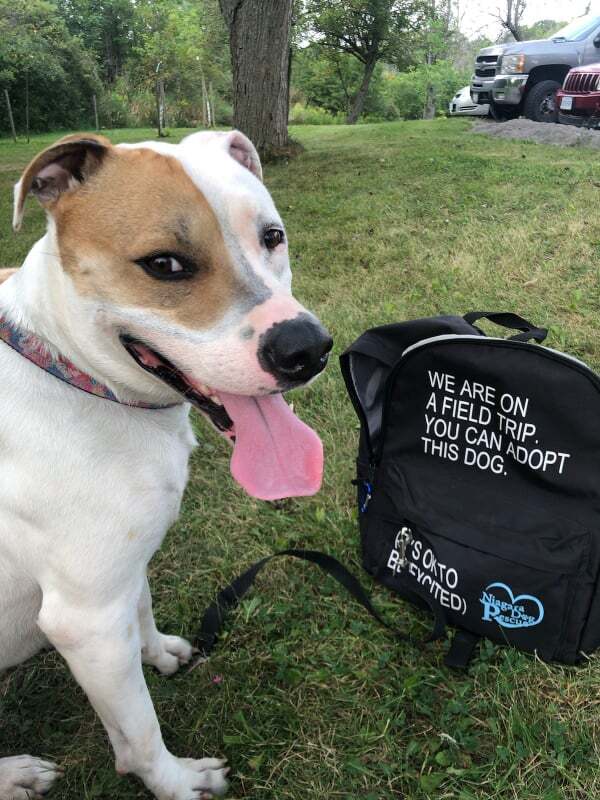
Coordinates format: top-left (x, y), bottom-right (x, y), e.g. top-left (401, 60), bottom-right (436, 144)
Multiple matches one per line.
top-left (480, 582), bottom-right (544, 629)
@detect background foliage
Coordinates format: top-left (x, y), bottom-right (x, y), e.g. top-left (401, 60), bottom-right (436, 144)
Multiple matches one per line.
top-left (1, 0), bottom-right (232, 133)
top-left (0, 0), bottom-right (502, 135)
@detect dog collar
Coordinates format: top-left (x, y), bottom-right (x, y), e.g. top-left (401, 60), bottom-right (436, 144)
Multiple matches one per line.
top-left (0, 314), bottom-right (176, 409)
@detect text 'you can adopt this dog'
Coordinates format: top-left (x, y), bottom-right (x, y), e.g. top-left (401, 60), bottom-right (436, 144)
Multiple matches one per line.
top-left (421, 370), bottom-right (572, 478)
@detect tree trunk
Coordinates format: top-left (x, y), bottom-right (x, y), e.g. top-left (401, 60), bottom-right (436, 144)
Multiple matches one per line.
top-left (347, 55), bottom-right (377, 125)
top-left (201, 72), bottom-right (208, 127)
top-left (209, 81), bottom-right (215, 127)
top-left (93, 93), bottom-right (99, 131)
top-left (104, 30), bottom-right (117, 83)
top-left (423, 84), bottom-right (436, 119)
top-left (156, 78), bottom-right (166, 137)
top-left (219, 0), bottom-right (293, 156)
top-left (4, 89), bottom-right (16, 142)
top-left (160, 80), bottom-right (167, 128)
top-left (25, 72), bottom-right (30, 143)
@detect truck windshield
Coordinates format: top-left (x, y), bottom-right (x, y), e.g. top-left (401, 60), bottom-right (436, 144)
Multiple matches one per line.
top-left (551, 15), bottom-right (600, 41)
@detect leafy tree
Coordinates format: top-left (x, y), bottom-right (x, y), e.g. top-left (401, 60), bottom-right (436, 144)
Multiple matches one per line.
top-left (56, 0), bottom-right (138, 84)
top-left (293, 43), bottom-right (386, 117)
top-left (306, 0), bottom-right (424, 124)
top-left (0, 0), bottom-right (100, 134)
top-left (124, 0), bottom-right (230, 129)
top-left (418, 0), bottom-right (460, 117)
top-left (381, 58), bottom-right (469, 119)
top-left (518, 19), bottom-right (565, 41)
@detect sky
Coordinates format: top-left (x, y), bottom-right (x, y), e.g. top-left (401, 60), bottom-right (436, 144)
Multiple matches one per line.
top-left (459, 0), bottom-right (594, 40)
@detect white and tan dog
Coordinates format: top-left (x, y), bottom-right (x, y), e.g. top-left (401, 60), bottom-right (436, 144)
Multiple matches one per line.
top-left (0, 131), bottom-right (332, 800)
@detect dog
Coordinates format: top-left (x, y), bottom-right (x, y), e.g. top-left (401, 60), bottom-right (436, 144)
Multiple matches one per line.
top-left (0, 269), bottom-right (18, 284)
top-left (0, 130), bottom-right (332, 800)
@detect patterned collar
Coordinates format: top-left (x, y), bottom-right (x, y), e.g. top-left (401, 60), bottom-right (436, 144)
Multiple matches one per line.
top-left (0, 314), bottom-right (177, 409)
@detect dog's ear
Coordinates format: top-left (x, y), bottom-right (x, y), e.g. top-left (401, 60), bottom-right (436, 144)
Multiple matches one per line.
top-left (13, 133), bottom-right (111, 231)
top-left (226, 131), bottom-right (262, 182)
top-left (182, 129), bottom-right (262, 182)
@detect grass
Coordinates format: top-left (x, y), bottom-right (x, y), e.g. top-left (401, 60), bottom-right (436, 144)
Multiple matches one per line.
top-left (1, 120), bottom-right (600, 799)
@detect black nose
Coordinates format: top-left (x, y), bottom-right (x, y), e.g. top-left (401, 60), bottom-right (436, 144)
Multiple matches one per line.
top-left (259, 314), bottom-right (333, 385)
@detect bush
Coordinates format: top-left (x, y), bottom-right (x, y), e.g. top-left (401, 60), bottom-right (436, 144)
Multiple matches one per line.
top-left (94, 76), bottom-right (233, 131)
top-left (289, 102), bottom-right (344, 125)
top-left (291, 45), bottom-right (471, 124)
top-left (98, 85), bottom-right (138, 129)
top-left (382, 61), bottom-right (472, 120)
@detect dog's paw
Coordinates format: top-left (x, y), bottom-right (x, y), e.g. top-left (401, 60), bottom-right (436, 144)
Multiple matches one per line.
top-left (0, 755), bottom-right (62, 799)
top-left (151, 757), bottom-right (229, 800)
top-left (176, 757), bottom-right (229, 798)
top-left (142, 633), bottom-right (193, 675)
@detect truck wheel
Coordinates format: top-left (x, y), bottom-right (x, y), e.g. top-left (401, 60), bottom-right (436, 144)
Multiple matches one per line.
top-left (523, 80), bottom-right (560, 123)
top-left (489, 101), bottom-right (519, 121)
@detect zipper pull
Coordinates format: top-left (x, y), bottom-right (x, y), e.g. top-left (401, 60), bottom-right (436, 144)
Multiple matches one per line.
top-left (395, 525), bottom-right (414, 568)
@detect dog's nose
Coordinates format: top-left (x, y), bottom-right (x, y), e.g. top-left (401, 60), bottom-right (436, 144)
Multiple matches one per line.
top-left (259, 315), bottom-right (333, 384)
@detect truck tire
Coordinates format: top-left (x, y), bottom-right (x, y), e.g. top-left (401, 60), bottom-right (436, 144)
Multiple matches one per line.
top-left (489, 101), bottom-right (519, 122)
top-left (523, 80), bottom-right (560, 123)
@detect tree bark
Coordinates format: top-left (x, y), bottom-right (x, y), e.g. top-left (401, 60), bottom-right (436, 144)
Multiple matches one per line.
top-left (423, 83), bottom-right (435, 119)
top-left (104, 30), bottom-right (118, 83)
top-left (347, 55), bottom-right (377, 125)
top-left (201, 72), bottom-right (208, 127)
top-left (219, 0), bottom-right (293, 156)
top-left (209, 81), bottom-right (215, 127)
top-left (156, 77), bottom-right (166, 137)
top-left (25, 72), bottom-right (30, 143)
top-left (4, 89), bottom-right (16, 142)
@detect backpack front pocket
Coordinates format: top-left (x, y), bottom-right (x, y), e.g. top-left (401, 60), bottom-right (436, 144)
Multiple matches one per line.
top-left (361, 502), bottom-right (595, 663)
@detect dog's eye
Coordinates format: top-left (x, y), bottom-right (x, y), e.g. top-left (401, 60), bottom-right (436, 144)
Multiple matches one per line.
top-left (136, 254), bottom-right (195, 281)
top-left (263, 228), bottom-right (285, 250)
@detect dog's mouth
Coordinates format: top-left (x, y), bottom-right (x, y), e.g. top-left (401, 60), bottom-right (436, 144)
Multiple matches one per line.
top-left (121, 335), bottom-right (234, 434)
top-left (120, 335), bottom-right (323, 501)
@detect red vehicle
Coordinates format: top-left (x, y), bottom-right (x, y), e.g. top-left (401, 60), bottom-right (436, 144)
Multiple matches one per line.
top-left (556, 64), bottom-right (600, 127)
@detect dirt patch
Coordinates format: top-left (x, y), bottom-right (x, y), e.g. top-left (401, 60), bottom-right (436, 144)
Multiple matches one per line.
top-left (472, 118), bottom-right (600, 149)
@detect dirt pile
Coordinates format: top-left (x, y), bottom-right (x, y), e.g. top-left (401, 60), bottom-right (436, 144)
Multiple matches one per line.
top-left (472, 118), bottom-right (600, 149)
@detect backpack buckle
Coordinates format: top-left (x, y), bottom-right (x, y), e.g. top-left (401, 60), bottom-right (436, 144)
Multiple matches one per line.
top-left (353, 478), bottom-right (373, 513)
top-left (360, 481), bottom-right (372, 513)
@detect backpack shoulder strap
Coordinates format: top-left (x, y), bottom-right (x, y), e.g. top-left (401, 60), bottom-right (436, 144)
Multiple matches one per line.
top-left (195, 549), bottom-right (446, 659)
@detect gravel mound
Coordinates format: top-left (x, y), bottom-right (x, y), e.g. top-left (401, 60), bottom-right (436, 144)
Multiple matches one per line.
top-left (471, 118), bottom-right (600, 149)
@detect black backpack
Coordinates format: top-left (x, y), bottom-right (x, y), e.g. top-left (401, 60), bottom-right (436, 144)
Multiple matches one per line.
top-left (197, 312), bottom-right (600, 669)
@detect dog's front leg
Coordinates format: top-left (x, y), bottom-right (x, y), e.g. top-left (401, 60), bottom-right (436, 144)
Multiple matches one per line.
top-left (37, 589), bottom-right (228, 800)
top-left (139, 576), bottom-right (194, 675)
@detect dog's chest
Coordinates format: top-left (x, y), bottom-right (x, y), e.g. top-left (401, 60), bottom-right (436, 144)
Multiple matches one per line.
top-left (0, 349), bottom-right (196, 565)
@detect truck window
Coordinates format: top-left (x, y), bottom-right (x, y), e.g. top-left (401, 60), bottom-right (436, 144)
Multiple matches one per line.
top-left (551, 15), bottom-right (600, 42)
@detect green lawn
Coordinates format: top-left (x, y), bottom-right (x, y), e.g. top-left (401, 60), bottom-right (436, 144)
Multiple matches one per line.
top-left (1, 120), bottom-right (600, 800)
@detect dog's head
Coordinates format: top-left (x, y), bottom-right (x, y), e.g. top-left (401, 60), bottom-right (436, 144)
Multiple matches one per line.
top-left (13, 131), bottom-right (332, 500)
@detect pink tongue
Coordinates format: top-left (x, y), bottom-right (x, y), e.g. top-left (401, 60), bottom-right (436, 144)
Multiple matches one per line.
top-left (218, 392), bottom-right (323, 501)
